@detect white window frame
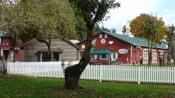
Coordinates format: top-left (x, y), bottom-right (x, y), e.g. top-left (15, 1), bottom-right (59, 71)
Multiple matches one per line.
top-left (99, 34), bottom-right (102, 38)
top-left (105, 34), bottom-right (108, 38)
top-left (143, 52), bottom-right (148, 59)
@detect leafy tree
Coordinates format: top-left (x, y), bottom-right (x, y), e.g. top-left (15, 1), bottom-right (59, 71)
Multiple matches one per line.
top-left (100, 27), bottom-right (111, 32)
top-left (0, 0), bottom-right (75, 63)
top-left (122, 25), bottom-right (127, 33)
top-left (75, 16), bottom-right (87, 41)
top-left (65, 0), bottom-right (120, 90)
top-left (130, 13), bottom-right (167, 65)
top-left (0, 0), bottom-right (24, 73)
top-left (111, 28), bottom-right (116, 33)
top-left (74, 15), bottom-right (102, 41)
top-left (166, 25), bottom-right (175, 64)
top-left (21, 0), bottom-right (76, 61)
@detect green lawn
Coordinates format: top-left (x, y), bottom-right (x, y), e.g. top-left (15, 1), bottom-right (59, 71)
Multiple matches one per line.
top-left (0, 75), bottom-right (175, 98)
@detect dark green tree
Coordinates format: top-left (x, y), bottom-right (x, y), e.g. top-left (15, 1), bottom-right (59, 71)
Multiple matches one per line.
top-left (74, 15), bottom-right (102, 41)
top-left (74, 16), bottom-right (87, 41)
top-left (65, 0), bottom-right (120, 90)
top-left (166, 25), bottom-right (175, 64)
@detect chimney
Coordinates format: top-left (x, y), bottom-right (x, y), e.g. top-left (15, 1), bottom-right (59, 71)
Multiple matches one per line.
top-left (122, 25), bottom-right (131, 36)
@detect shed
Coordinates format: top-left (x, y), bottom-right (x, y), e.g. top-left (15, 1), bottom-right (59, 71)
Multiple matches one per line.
top-left (21, 38), bottom-right (80, 62)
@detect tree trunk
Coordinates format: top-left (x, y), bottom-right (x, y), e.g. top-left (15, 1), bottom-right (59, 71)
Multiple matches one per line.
top-left (48, 38), bottom-right (52, 61)
top-left (0, 33), bottom-right (17, 74)
top-left (170, 44), bottom-right (175, 64)
top-left (64, 64), bottom-right (82, 90)
top-left (12, 34), bottom-right (17, 62)
top-left (0, 57), bottom-right (7, 74)
top-left (37, 38), bottom-right (52, 61)
top-left (148, 38), bottom-right (151, 66)
top-left (64, 23), bottom-right (94, 90)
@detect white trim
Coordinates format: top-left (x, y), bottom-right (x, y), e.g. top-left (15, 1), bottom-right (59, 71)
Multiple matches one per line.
top-left (1, 49), bottom-right (3, 56)
top-left (0, 37), bottom-right (1, 45)
top-left (130, 45), bottom-right (132, 64)
top-left (105, 34), bottom-right (108, 38)
top-left (40, 52), bottom-right (42, 62)
top-left (99, 34), bottom-right (102, 38)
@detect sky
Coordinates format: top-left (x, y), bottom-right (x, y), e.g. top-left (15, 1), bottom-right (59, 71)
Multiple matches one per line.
top-left (101, 0), bottom-right (175, 33)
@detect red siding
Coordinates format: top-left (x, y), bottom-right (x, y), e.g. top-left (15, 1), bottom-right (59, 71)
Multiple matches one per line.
top-left (0, 37), bottom-right (24, 61)
top-left (78, 33), bottom-right (167, 64)
top-left (15, 49), bottom-right (24, 61)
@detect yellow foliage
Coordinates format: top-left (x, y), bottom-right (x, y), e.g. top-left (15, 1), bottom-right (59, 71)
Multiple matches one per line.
top-left (130, 13), bottom-right (167, 43)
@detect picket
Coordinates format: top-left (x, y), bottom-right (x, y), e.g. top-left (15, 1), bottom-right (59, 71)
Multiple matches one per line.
top-left (7, 62), bottom-right (175, 84)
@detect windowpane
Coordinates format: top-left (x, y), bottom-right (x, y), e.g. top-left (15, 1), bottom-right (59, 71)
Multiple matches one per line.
top-left (53, 52), bottom-right (59, 61)
top-left (42, 52), bottom-right (50, 61)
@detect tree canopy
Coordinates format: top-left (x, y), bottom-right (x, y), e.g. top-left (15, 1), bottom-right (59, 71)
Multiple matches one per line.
top-left (166, 25), bottom-right (175, 64)
top-left (130, 13), bottom-right (167, 66)
top-left (0, 0), bottom-right (76, 71)
top-left (130, 13), bottom-right (167, 43)
top-left (0, 0), bottom-right (76, 40)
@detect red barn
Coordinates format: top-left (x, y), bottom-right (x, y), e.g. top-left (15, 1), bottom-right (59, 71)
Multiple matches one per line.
top-left (78, 31), bottom-right (167, 64)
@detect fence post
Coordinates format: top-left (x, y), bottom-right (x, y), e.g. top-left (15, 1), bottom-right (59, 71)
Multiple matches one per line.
top-left (138, 66), bottom-right (141, 84)
top-left (34, 65), bottom-right (37, 78)
top-left (6, 62), bottom-right (9, 74)
top-left (99, 65), bottom-right (102, 82)
top-left (174, 68), bottom-right (175, 83)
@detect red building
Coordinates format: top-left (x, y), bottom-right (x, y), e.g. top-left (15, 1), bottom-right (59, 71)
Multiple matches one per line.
top-left (0, 35), bottom-right (24, 62)
top-left (78, 31), bottom-right (167, 64)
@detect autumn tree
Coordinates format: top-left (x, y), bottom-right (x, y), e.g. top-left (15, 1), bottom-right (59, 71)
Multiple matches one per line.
top-left (65, 0), bottom-right (120, 90)
top-left (130, 13), bottom-right (167, 65)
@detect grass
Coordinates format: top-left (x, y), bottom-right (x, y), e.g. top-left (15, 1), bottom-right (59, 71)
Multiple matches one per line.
top-left (0, 75), bottom-right (175, 98)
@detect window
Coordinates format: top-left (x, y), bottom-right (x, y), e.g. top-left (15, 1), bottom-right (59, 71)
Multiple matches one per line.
top-left (152, 52), bottom-right (157, 59)
top-left (42, 52), bottom-right (50, 61)
top-left (143, 52), bottom-right (148, 59)
top-left (39, 52), bottom-right (60, 62)
top-left (105, 34), bottom-right (108, 38)
top-left (113, 54), bottom-right (116, 59)
top-left (101, 54), bottom-right (107, 59)
top-left (99, 34), bottom-right (102, 38)
top-left (3, 50), bottom-right (9, 59)
top-left (1, 37), bottom-right (9, 45)
top-left (81, 45), bottom-right (85, 49)
top-left (53, 52), bottom-right (59, 61)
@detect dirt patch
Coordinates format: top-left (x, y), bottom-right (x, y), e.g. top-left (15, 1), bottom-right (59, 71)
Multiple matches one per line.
top-left (56, 87), bottom-right (96, 97)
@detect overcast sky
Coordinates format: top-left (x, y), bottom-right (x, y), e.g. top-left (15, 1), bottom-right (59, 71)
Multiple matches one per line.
top-left (101, 0), bottom-right (175, 33)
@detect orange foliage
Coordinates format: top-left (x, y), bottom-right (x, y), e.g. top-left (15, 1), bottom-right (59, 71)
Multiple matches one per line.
top-left (130, 13), bottom-right (167, 43)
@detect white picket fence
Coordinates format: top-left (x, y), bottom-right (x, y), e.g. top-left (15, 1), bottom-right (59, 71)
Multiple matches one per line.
top-left (7, 62), bottom-right (175, 84)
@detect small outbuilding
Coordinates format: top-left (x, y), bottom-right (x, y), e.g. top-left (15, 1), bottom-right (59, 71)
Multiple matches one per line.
top-left (21, 38), bottom-right (80, 62)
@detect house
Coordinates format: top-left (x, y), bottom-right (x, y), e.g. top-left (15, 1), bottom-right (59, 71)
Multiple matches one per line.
top-left (21, 38), bottom-right (80, 62)
top-left (78, 31), bottom-right (167, 64)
